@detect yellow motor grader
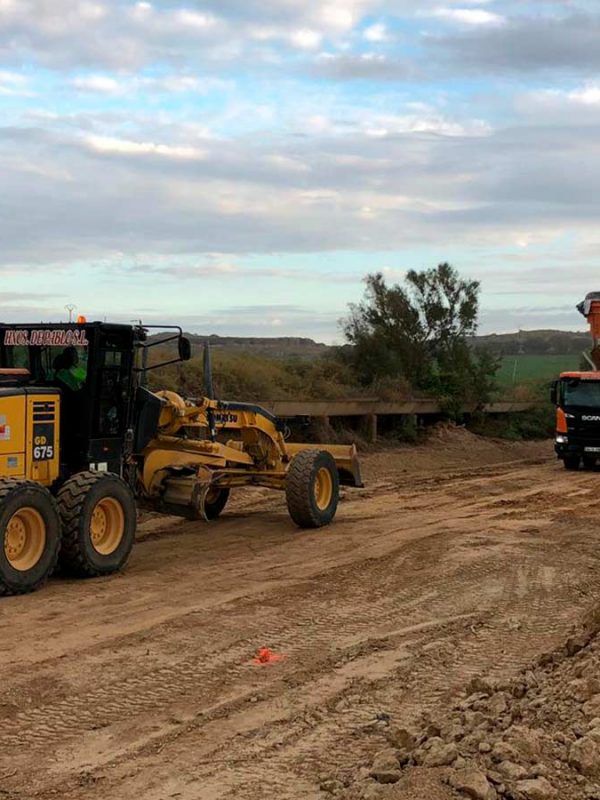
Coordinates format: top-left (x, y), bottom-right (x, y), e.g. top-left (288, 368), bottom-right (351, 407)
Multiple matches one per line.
top-left (0, 322), bottom-right (362, 595)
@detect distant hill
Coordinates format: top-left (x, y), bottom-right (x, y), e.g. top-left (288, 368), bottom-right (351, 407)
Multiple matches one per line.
top-left (151, 332), bottom-right (329, 360)
top-left (472, 330), bottom-right (590, 356)
top-left (150, 329), bottom-right (591, 359)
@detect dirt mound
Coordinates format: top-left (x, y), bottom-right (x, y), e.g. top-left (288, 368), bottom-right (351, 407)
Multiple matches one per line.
top-left (345, 607), bottom-right (600, 800)
top-left (364, 425), bottom-right (549, 485)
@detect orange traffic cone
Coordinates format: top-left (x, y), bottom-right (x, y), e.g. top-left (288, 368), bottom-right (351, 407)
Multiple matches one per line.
top-left (253, 647), bottom-right (285, 665)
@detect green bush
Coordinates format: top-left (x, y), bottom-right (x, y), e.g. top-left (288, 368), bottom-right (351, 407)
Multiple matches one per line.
top-left (388, 415), bottom-right (420, 444)
top-left (149, 349), bottom-right (361, 401)
top-left (469, 402), bottom-right (554, 441)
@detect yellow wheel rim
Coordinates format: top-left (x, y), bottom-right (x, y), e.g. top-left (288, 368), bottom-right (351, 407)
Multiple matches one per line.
top-left (4, 507), bottom-right (46, 571)
top-left (90, 497), bottom-right (125, 555)
top-left (314, 467), bottom-right (333, 511)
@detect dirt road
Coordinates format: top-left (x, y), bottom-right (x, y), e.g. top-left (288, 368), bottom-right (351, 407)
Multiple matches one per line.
top-left (2, 429), bottom-right (600, 800)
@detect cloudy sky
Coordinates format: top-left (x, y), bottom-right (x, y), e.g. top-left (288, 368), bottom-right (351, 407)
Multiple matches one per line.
top-left (1, 0), bottom-right (599, 341)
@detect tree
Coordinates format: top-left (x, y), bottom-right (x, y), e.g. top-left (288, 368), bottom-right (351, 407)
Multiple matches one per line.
top-left (341, 263), bottom-right (499, 414)
top-left (341, 271), bottom-right (429, 387)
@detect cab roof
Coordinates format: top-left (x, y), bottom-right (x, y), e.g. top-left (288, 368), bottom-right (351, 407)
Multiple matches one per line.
top-left (0, 322), bottom-right (133, 332)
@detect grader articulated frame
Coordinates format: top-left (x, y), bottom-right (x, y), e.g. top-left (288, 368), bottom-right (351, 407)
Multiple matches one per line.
top-left (142, 389), bottom-right (361, 518)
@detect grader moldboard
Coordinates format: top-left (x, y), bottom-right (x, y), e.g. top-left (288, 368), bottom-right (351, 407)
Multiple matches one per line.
top-left (0, 322), bottom-right (362, 596)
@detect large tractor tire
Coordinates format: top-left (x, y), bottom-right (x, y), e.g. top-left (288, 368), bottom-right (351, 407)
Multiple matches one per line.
top-left (285, 449), bottom-right (339, 529)
top-left (57, 471), bottom-right (136, 577)
top-left (564, 455), bottom-right (581, 471)
top-left (204, 488), bottom-right (230, 520)
top-left (0, 479), bottom-right (61, 596)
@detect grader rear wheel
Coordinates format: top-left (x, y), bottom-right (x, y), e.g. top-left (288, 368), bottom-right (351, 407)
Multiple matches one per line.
top-left (57, 471), bottom-right (136, 577)
top-left (285, 450), bottom-right (339, 529)
top-left (0, 480), bottom-right (61, 596)
top-left (90, 496), bottom-right (125, 554)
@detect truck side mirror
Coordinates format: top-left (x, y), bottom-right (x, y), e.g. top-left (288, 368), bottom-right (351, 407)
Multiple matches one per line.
top-left (178, 336), bottom-right (192, 361)
top-left (550, 381), bottom-right (558, 405)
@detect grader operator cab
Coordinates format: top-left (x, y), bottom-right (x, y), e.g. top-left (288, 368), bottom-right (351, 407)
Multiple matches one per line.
top-left (0, 322), bottom-right (362, 596)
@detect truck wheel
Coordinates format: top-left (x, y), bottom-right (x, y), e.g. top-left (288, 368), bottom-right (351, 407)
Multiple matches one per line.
top-left (285, 450), bottom-right (339, 529)
top-left (564, 455), bottom-right (581, 471)
top-left (583, 456), bottom-right (597, 470)
top-left (57, 472), bottom-right (137, 577)
top-left (0, 480), bottom-right (61, 596)
top-left (204, 488), bottom-right (230, 520)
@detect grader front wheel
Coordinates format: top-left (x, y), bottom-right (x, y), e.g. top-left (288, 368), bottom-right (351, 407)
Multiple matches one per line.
top-left (0, 480), bottom-right (61, 596)
top-left (204, 488), bottom-right (230, 520)
top-left (57, 471), bottom-right (137, 577)
top-left (285, 450), bottom-right (339, 528)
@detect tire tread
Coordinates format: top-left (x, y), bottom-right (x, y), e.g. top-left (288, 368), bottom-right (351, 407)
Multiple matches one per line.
top-left (57, 471), bottom-right (134, 577)
top-left (285, 450), bottom-right (338, 529)
top-left (0, 479), bottom-right (60, 596)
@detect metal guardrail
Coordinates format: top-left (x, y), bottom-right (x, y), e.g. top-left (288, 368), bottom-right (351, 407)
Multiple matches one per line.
top-left (259, 399), bottom-right (535, 418)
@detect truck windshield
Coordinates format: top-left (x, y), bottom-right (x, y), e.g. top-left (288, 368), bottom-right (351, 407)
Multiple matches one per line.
top-left (563, 380), bottom-right (600, 407)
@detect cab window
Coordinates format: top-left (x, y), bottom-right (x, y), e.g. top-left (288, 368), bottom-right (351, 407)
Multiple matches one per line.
top-left (46, 346), bottom-right (88, 390)
top-left (3, 344), bottom-right (88, 389)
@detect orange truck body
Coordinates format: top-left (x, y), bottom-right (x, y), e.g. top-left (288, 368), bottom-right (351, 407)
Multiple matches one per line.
top-left (552, 295), bottom-right (600, 469)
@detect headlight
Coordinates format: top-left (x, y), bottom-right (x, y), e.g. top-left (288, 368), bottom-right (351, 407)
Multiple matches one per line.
top-left (556, 435), bottom-right (568, 444)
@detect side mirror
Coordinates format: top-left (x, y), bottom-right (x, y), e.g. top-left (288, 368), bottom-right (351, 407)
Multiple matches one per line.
top-left (550, 380), bottom-right (558, 405)
top-left (178, 336), bottom-right (192, 361)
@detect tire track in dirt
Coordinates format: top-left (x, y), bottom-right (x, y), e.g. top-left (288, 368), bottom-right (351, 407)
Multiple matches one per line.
top-left (0, 541), bottom-right (515, 750)
top-left (0, 472), bottom-right (587, 759)
top-left (147, 488), bottom-right (600, 797)
top-left (203, 555), bottom-right (600, 799)
top-left (2, 519), bottom-right (586, 777)
top-left (3, 441), bottom-right (600, 800)
top-left (0, 560), bottom-right (532, 750)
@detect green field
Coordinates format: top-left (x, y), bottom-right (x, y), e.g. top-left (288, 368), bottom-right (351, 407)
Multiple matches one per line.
top-left (497, 354), bottom-right (581, 386)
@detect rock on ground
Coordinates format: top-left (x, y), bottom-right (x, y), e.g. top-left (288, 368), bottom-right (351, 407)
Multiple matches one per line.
top-left (515, 777), bottom-right (557, 800)
top-left (449, 767), bottom-right (496, 800)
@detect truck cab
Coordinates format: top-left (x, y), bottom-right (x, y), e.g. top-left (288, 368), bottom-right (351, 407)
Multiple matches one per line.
top-left (552, 371), bottom-right (600, 470)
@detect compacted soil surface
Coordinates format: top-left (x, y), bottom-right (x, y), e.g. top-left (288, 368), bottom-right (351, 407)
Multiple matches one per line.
top-left (1, 429), bottom-right (600, 800)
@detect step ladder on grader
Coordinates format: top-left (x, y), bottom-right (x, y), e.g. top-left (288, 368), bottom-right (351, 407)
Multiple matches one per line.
top-left (0, 322), bottom-right (362, 595)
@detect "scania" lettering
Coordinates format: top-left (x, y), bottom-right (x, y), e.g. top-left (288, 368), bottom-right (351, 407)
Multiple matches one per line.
top-left (3, 329), bottom-right (89, 347)
top-left (581, 415), bottom-right (600, 422)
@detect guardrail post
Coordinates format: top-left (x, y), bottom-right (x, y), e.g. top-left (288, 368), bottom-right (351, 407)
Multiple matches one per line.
top-left (366, 413), bottom-right (377, 443)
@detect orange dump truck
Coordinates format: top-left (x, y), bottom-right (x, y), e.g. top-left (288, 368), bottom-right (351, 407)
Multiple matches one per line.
top-left (552, 293), bottom-right (600, 470)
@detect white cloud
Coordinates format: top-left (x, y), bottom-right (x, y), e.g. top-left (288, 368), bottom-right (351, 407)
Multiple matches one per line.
top-left (0, 70), bottom-right (32, 96)
top-left (71, 74), bottom-right (121, 94)
top-left (317, 3), bottom-right (356, 31)
top-left (568, 83), bottom-right (600, 106)
top-left (78, 1), bottom-right (106, 22)
top-left (265, 154), bottom-right (311, 173)
top-left (69, 72), bottom-right (223, 96)
top-left (84, 135), bottom-right (206, 160)
top-left (521, 82), bottom-right (600, 122)
top-left (363, 22), bottom-right (388, 42)
top-left (431, 7), bottom-right (506, 26)
top-left (173, 9), bottom-right (216, 31)
top-left (290, 28), bottom-right (322, 49)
